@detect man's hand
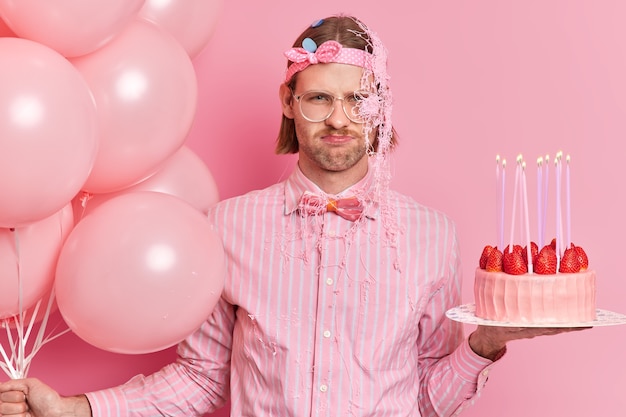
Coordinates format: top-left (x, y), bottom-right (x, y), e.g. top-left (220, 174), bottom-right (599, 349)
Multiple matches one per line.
top-left (0, 378), bottom-right (92, 417)
top-left (469, 325), bottom-right (589, 361)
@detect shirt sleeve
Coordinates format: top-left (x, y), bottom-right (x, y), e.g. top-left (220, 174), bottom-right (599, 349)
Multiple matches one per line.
top-left (86, 297), bottom-right (236, 417)
top-left (416, 226), bottom-right (503, 417)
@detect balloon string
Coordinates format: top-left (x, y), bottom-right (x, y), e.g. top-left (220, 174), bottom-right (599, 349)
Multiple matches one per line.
top-left (24, 289), bottom-right (71, 377)
top-left (11, 229), bottom-right (22, 315)
top-left (0, 341), bottom-right (18, 379)
top-left (12, 229), bottom-right (26, 377)
top-left (0, 223), bottom-right (70, 379)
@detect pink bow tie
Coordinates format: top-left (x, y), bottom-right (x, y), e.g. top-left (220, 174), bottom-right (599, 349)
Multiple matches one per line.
top-left (298, 191), bottom-right (364, 222)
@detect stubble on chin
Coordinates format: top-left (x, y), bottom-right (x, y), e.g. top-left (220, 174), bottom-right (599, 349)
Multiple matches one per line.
top-left (296, 122), bottom-right (368, 171)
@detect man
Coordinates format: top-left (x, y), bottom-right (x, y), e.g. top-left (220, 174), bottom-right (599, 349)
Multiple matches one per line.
top-left (0, 15), bottom-right (578, 417)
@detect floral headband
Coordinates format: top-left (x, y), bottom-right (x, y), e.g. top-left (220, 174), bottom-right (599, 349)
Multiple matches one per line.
top-left (284, 38), bottom-right (373, 82)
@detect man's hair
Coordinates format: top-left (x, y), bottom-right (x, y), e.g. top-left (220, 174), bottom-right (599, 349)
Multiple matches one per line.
top-left (275, 15), bottom-right (398, 155)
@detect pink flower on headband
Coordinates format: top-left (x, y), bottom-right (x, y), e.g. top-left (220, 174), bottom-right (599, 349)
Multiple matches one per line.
top-left (284, 40), bottom-right (372, 82)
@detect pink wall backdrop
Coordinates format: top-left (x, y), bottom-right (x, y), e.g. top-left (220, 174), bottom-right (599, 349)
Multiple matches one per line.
top-left (13, 1), bottom-right (626, 416)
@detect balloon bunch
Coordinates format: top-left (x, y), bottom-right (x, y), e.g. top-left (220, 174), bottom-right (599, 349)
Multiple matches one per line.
top-left (0, 0), bottom-right (224, 377)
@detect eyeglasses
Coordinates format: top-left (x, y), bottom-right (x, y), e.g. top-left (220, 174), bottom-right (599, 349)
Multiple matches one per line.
top-left (291, 90), bottom-right (370, 123)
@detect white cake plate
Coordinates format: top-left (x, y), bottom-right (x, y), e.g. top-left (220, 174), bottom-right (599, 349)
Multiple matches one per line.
top-left (446, 303), bottom-right (626, 328)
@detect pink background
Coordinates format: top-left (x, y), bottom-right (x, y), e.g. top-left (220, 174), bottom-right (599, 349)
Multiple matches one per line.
top-left (16, 1), bottom-right (626, 416)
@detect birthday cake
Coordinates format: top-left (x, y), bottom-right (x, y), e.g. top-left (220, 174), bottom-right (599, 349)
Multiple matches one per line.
top-left (474, 242), bottom-right (596, 324)
top-left (474, 154), bottom-right (596, 324)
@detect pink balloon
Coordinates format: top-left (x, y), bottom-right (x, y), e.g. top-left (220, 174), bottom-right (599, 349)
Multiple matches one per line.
top-left (71, 19), bottom-right (198, 194)
top-left (139, 0), bottom-right (223, 58)
top-left (73, 146), bottom-right (219, 221)
top-left (0, 16), bottom-right (15, 37)
top-left (55, 192), bottom-right (225, 354)
top-left (0, 0), bottom-right (145, 57)
top-left (0, 204), bottom-right (73, 319)
top-left (0, 38), bottom-right (98, 227)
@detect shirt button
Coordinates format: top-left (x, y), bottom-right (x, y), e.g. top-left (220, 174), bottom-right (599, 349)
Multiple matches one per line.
top-left (328, 230), bottom-right (336, 237)
top-left (320, 384), bottom-right (328, 392)
top-left (323, 330), bottom-right (331, 338)
top-left (482, 370), bottom-right (490, 377)
top-left (326, 278), bottom-right (333, 285)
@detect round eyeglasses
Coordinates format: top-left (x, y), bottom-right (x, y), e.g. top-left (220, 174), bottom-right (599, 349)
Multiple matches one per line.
top-left (292, 90), bottom-right (370, 123)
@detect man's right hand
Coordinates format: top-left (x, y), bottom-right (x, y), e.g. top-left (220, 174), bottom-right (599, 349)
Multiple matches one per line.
top-left (0, 378), bottom-right (92, 417)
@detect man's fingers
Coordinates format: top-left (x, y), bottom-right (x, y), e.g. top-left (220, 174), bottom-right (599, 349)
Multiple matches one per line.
top-left (0, 390), bottom-right (27, 403)
top-left (0, 390), bottom-right (29, 416)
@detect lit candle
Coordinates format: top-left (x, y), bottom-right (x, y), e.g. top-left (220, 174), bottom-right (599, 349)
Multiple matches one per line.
top-left (518, 159), bottom-right (524, 247)
top-left (537, 156), bottom-right (543, 248)
top-left (555, 151), bottom-right (563, 266)
top-left (500, 159), bottom-right (506, 250)
top-left (542, 154), bottom-right (549, 249)
top-left (522, 160), bottom-right (533, 273)
top-left (496, 155), bottom-right (500, 247)
top-left (508, 155), bottom-right (522, 252)
top-left (566, 154), bottom-right (571, 249)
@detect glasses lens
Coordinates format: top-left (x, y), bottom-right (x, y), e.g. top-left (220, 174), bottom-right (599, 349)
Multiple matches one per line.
top-left (299, 91), bottom-right (334, 122)
top-left (343, 91), bottom-right (369, 123)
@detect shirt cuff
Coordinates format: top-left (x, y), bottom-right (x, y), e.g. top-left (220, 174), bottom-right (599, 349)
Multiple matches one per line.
top-left (85, 385), bottom-right (130, 417)
top-left (448, 339), bottom-right (507, 416)
top-left (450, 338), bottom-right (505, 384)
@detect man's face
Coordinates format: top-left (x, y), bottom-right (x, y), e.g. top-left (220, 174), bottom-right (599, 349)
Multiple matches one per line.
top-left (285, 63), bottom-right (369, 179)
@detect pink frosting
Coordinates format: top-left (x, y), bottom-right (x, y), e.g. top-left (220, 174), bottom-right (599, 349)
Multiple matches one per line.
top-left (474, 268), bottom-right (596, 324)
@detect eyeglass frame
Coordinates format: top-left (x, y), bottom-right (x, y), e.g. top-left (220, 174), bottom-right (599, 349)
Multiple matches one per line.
top-left (290, 89), bottom-right (370, 124)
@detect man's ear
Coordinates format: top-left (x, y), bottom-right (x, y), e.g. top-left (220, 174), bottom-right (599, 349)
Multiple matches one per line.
top-left (279, 83), bottom-right (295, 119)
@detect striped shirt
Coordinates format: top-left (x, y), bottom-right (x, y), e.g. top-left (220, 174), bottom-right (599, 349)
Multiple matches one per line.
top-left (87, 165), bottom-right (495, 416)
